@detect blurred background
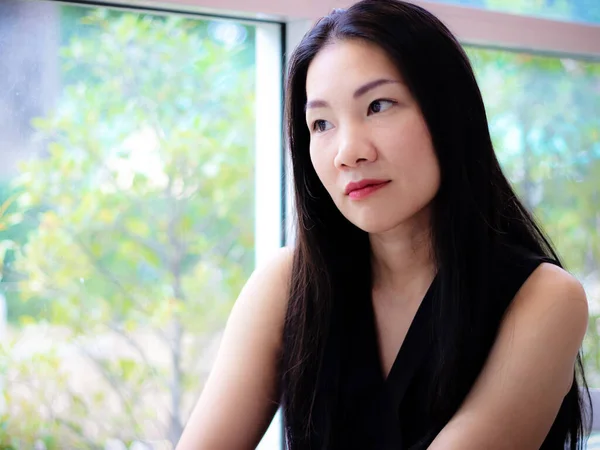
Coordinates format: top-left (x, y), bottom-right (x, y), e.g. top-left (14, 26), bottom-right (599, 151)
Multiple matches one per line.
top-left (0, 0), bottom-right (598, 449)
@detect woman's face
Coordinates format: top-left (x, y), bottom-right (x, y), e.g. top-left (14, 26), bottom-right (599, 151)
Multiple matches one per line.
top-left (305, 39), bottom-right (440, 234)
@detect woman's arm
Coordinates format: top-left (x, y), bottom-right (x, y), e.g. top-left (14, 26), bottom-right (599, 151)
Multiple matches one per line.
top-left (176, 247), bottom-right (293, 450)
top-left (429, 263), bottom-right (588, 450)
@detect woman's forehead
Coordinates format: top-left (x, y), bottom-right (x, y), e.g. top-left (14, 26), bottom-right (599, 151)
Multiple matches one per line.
top-left (305, 40), bottom-right (404, 98)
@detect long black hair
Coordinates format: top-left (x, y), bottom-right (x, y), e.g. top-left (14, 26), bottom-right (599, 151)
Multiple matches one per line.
top-left (280, 1), bottom-right (591, 448)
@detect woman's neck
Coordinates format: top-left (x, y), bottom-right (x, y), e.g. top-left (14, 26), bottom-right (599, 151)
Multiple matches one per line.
top-left (369, 209), bottom-right (436, 303)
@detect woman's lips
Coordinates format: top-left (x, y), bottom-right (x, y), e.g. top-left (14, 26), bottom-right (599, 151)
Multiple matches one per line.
top-left (346, 180), bottom-right (391, 200)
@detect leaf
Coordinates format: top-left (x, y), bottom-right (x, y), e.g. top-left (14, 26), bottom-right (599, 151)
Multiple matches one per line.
top-left (117, 358), bottom-right (138, 382)
top-left (124, 218), bottom-right (150, 238)
top-left (18, 316), bottom-right (36, 326)
top-left (0, 194), bottom-right (18, 218)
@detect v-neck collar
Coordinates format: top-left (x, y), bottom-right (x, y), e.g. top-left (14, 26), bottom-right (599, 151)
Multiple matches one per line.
top-left (381, 275), bottom-right (437, 386)
top-left (309, 274), bottom-right (438, 450)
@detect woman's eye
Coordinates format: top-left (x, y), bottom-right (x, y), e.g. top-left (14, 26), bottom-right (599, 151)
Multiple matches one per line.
top-left (312, 119), bottom-right (332, 133)
top-left (368, 99), bottom-right (395, 115)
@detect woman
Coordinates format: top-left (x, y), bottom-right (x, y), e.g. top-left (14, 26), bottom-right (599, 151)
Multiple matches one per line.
top-left (177, 1), bottom-right (591, 449)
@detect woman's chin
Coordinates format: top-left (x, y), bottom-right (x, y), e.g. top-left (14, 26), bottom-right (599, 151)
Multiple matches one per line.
top-left (346, 215), bottom-right (401, 235)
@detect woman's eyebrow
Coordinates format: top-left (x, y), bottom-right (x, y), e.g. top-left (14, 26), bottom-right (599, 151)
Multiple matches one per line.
top-left (353, 78), bottom-right (400, 98)
top-left (305, 78), bottom-right (401, 111)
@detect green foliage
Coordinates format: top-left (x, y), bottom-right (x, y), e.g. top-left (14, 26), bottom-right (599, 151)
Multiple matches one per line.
top-left (467, 48), bottom-right (600, 274)
top-left (467, 47), bottom-right (600, 384)
top-left (1, 6), bottom-right (255, 447)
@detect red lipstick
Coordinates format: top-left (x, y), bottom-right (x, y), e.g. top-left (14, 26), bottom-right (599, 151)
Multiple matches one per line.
top-left (344, 179), bottom-right (390, 200)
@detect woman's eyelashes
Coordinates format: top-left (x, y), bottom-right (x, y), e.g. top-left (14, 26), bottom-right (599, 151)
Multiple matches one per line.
top-left (312, 119), bottom-right (333, 133)
top-left (368, 99), bottom-right (396, 115)
top-left (309, 98), bottom-right (398, 133)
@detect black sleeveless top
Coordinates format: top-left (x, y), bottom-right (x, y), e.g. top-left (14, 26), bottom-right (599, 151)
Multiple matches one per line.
top-left (303, 244), bottom-right (580, 449)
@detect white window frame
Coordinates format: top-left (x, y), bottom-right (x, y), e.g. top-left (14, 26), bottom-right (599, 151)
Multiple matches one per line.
top-left (71, 0), bottom-right (600, 440)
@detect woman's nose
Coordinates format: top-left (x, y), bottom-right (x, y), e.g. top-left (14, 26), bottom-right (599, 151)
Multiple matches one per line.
top-left (333, 124), bottom-right (377, 169)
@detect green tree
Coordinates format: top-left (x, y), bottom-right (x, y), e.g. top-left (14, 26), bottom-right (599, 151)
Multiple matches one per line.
top-left (467, 48), bottom-right (600, 383)
top-left (0, 9), bottom-right (255, 448)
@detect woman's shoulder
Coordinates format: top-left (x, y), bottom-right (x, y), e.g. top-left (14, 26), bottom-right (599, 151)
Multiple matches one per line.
top-left (224, 245), bottom-right (295, 361)
top-left (514, 261), bottom-right (587, 324)
top-left (427, 262), bottom-right (587, 450)
top-left (493, 241), bottom-right (588, 335)
top-left (485, 242), bottom-right (586, 330)
top-left (238, 246), bottom-right (294, 316)
top-left (250, 246), bottom-right (295, 286)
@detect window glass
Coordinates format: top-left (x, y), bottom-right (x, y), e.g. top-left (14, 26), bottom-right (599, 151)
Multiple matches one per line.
top-left (467, 46), bottom-right (600, 388)
top-left (0, 2), bottom-right (279, 448)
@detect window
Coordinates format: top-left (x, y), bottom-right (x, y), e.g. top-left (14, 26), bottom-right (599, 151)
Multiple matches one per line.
top-left (425, 0), bottom-right (600, 25)
top-left (467, 46), bottom-right (600, 383)
top-left (0, 1), bottom-right (283, 449)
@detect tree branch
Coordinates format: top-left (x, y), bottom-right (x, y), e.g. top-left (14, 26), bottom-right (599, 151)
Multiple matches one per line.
top-left (106, 321), bottom-right (167, 384)
top-left (77, 343), bottom-right (144, 437)
top-left (67, 229), bottom-right (153, 314)
top-left (115, 225), bottom-right (168, 266)
top-left (55, 416), bottom-right (104, 450)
